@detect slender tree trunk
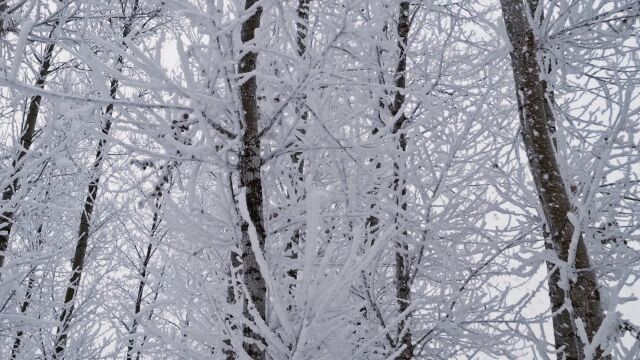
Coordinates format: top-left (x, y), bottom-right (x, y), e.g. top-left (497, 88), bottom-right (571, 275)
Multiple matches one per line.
top-left (52, 80), bottom-right (115, 359)
top-left (133, 277), bottom-right (162, 360)
top-left (236, 1), bottom-right (266, 359)
top-left (125, 243), bottom-right (151, 359)
top-left (126, 153), bottom-right (177, 359)
top-left (10, 224), bottom-right (43, 358)
top-left (127, 118), bottom-right (189, 358)
top-left (125, 241), bottom-right (153, 360)
top-left (361, 6), bottom-right (412, 356)
top-left (0, 0), bottom-right (9, 35)
top-left (126, 189), bottom-right (164, 360)
top-left (499, 1), bottom-right (608, 359)
top-left (285, 0), bottom-right (310, 315)
top-left (390, 2), bottom-right (412, 359)
top-left (0, 41), bottom-right (55, 269)
top-left (363, 20), bottom-right (391, 241)
top-left (53, 1), bottom-right (138, 352)
top-left (295, 0), bottom-right (310, 58)
top-left (10, 275), bottom-right (35, 357)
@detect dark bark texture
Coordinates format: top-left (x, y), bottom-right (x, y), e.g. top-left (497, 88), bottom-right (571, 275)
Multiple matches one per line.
top-left (237, 1), bottom-right (267, 359)
top-left (126, 187), bottom-right (163, 360)
top-left (53, 80), bottom-right (115, 359)
top-left (0, 41), bottom-right (55, 268)
top-left (10, 225), bottom-right (42, 358)
top-left (0, 0), bottom-right (9, 35)
top-left (391, 2), bottom-right (413, 359)
top-left (499, 1), bottom-right (608, 359)
top-left (285, 0), bottom-right (310, 317)
top-left (127, 123), bottom-right (181, 359)
top-left (53, 1), bottom-right (138, 352)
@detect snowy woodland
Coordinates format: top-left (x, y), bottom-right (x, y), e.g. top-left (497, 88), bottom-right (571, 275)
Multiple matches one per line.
top-left (0, 0), bottom-right (639, 359)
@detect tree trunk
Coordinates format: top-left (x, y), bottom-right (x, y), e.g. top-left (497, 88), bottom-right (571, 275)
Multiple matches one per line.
top-left (295, 0), bottom-right (310, 58)
top-left (284, 0), bottom-right (310, 317)
top-left (53, 1), bottom-right (138, 352)
top-left (10, 275), bottom-right (35, 357)
top-left (526, 0), bottom-right (557, 147)
top-left (10, 224), bottom-right (43, 359)
top-left (0, 0), bottom-right (9, 35)
top-left (236, 1), bottom-right (267, 359)
top-left (499, 1), bottom-right (608, 359)
top-left (126, 137), bottom-right (178, 359)
top-left (391, 2), bottom-right (412, 359)
top-left (0, 41), bottom-right (55, 269)
top-left (52, 80), bottom-right (115, 359)
top-left (126, 185), bottom-right (164, 360)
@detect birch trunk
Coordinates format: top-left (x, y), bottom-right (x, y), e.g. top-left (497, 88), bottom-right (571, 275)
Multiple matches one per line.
top-left (0, 41), bottom-right (55, 268)
top-left (126, 178), bottom-right (166, 360)
top-left (237, 1), bottom-right (267, 358)
top-left (127, 124), bottom-right (180, 359)
top-left (0, 0), bottom-right (8, 35)
top-left (499, 1), bottom-right (608, 359)
top-left (53, 2), bottom-right (138, 353)
top-left (52, 77), bottom-right (116, 359)
top-left (391, 2), bottom-right (412, 358)
top-left (285, 0), bottom-right (310, 313)
top-left (10, 225), bottom-right (42, 358)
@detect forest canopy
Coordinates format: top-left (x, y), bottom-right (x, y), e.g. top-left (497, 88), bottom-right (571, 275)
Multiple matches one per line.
top-left (0, 0), bottom-right (639, 359)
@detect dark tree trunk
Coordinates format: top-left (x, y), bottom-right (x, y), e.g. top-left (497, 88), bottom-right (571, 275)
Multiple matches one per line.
top-left (236, 1), bottom-right (267, 359)
top-left (126, 188), bottom-right (164, 360)
top-left (10, 274), bottom-right (35, 358)
top-left (499, 1), bottom-right (608, 359)
top-left (52, 81), bottom-right (115, 359)
top-left (284, 0), bottom-right (310, 317)
top-left (0, 0), bottom-right (9, 35)
top-left (126, 133), bottom-right (178, 359)
top-left (391, 2), bottom-right (412, 359)
top-left (53, 1), bottom-right (139, 352)
top-left (10, 224), bottom-right (43, 358)
top-left (0, 42), bottom-right (55, 269)
top-left (295, 0), bottom-right (310, 58)
top-left (526, 0), bottom-right (557, 147)
top-left (361, 5), bottom-right (413, 357)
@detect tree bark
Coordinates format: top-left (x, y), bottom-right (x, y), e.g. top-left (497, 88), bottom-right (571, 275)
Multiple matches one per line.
top-left (499, 1), bottom-right (608, 359)
top-left (126, 178), bottom-right (166, 360)
top-left (0, 0), bottom-right (9, 35)
top-left (53, 1), bottom-right (138, 353)
top-left (284, 0), bottom-right (310, 317)
top-left (0, 41), bottom-right (55, 269)
top-left (52, 80), bottom-right (115, 360)
top-left (127, 121), bottom-right (181, 359)
top-left (295, 0), bottom-right (310, 58)
top-left (10, 225), bottom-right (42, 359)
top-left (391, 2), bottom-right (413, 359)
top-left (236, 1), bottom-right (267, 359)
